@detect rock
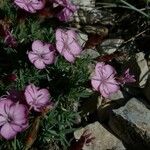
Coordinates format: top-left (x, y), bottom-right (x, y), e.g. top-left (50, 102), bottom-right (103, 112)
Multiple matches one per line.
top-left (78, 32), bottom-right (88, 46)
top-left (100, 39), bottom-right (124, 54)
top-left (74, 122), bottom-right (126, 150)
top-left (109, 98), bottom-right (150, 149)
top-left (82, 49), bottom-right (100, 59)
top-left (71, 0), bottom-right (95, 10)
top-left (109, 90), bottom-right (125, 100)
top-left (136, 52), bottom-right (149, 88)
top-left (71, 3), bottom-right (115, 26)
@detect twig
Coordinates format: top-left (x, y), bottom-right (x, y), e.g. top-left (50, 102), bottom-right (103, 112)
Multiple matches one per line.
top-left (123, 29), bottom-right (150, 44)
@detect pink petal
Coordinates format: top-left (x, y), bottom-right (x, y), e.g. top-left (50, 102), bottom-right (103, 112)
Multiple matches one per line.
top-left (14, 0), bottom-right (44, 13)
top-left (0, 116), bottom-right (6, 126)
top-left (91, 78), bottom-right (100, 91)
top-left (0, 100), bottom-right (7, 116)
top-left (36, 89), bottom-right (50, 105)
top-left (42, 44), bottom-right (51, 53)
top-left (27, 5), bottom-right (36, 13)
top-left (0, 99), bottom-right (13, 116)
top-left (102, 64), bottom-right (116, 78)
top-left (69, 41), bottom-right (82, 55)
top-left (56, 41), bottom-right (64, 54)
top-left (14, 0), bottom-right (29, 12)
top-left (99, 79), bottom-right (120, 98)
top-left (11, 121), bottom-right (28, 132)
top-left (106, 79), bottom-right (120, 93)
top-left (25, 84), bottom-right (38, 105)
top-left (12, 104), bottom-right (28, 122)
top-left (0, 123), bottom-right (17, 140)
top-left (28, 52), bottom-right (39, 63)
top-left (95, 62), bottom-right (105, 76)
top-left (34, 59), bottom-right (46, 69)
top-left (69, 3), bottom-right (77, 12)
top-left (56, 29), bottom-right (66, 42)
top-left (42, 52), bottom-right (55, 64)
top-left (124, 68), bottom-right (129, 74)
top-left (32, 40), bottom-right (44, 53)
top-left (67, 30), bottom-right (77, 44)
top-left (10, 123), bottom-right (23, 132)
top-left (63, 50), bottom-right (75, 62)
top-left (57, 8), bottom-right (73, 21)
top-left (31, 0), bottom-right (45, 10)
top-left (99, 83), bottom-right (110, 98)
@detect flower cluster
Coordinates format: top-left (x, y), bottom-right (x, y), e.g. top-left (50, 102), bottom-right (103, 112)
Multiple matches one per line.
top-left (27, 28), bottom-right (82, 69)
top-left (0, 84), bottom-right (52, 140)
top-left (13, 0), bottom-right (81, 68)
top-left (0, 0), bottom-right (136, 143)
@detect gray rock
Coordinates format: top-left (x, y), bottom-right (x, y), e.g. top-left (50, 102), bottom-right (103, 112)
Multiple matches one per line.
top-left (136, 52), bottom-right (149, 88)
top-left (81, 49), bottom-right (100, 59)
top-left (100, 39), bottom-right (124, 54)
top-left (78, 32), bottom-right (88, 46)
top-left (109, 98), bottom-right (150, 149)
top-left (109, 90), bottom-right (125, 101)
top-left (71, 0), bottom-right (95, 10)
top-left (74, 122), bottom-right (126, 150)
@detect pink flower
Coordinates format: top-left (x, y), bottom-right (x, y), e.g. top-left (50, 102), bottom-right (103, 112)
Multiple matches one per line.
top-left (0, 99), bottom-right (28, 140)
top-left (14, 0), bottom-right (45, 13)
top-left (52, 0), bottom-right (77, 21)
top-left (91, 62), bottom-right (120, 98)
top-left (24, 84), bottom-right (51, 112)
top-left (119, 69), bottom-right (136, 84)
top-left (55, 29), bottom-right (82, 63)
top-left (28, 40), bottom-right (56, 69)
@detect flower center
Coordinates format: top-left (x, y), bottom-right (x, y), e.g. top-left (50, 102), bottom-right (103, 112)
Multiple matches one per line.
top-left (6, 115), bottom-right (13, 123)
top-left (64, 42), bottom-right (69, 51)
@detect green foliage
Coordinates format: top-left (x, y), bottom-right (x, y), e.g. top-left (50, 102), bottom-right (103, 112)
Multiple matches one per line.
top-left (37, 109), bottom-right (78, 150)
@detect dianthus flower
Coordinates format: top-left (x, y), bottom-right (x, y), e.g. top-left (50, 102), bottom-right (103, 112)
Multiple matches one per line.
top-left (91, 62), bottom-right (120, 98)
top-left (28, 40), bottom-right (56, 69)
top-left (120, 69), bottom-right (136, 84)
top-left (24, 84), bottom-right (52, 112)
top-left (0, 99), bottom-right (28, 140)
top-left (14, 0), bottom-right (45, 13)
top-left (55, 29), bottom-right (82, 62)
